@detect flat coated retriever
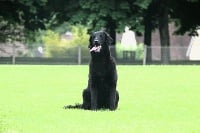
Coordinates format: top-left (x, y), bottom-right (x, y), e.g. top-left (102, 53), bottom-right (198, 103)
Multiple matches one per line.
top-left (65, 31), bottom-right (119, 111)
top-left (82, 31), bottom-right (119, 110)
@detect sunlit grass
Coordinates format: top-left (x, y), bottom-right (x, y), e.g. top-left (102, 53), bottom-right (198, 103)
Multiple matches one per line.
top-left (0, 65), bottom-right (200, 133)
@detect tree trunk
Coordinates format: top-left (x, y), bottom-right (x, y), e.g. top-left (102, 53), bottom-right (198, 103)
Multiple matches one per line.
top-left (106, 20), bottom-right (117, 58)
top-left (144, 22), bottom-right (152, 64)
top-left (144, 13), bottom-right (153, 63)
top-left (158, 0), bottom-right (170, 64)
top-left (144, 0), bottom-right (158, 64)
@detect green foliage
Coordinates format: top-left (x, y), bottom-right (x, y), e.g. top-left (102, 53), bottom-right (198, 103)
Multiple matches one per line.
top-left (54, 22), bottom-right (71, 34)
top-left (6, 24), bottom-right (25, 43)
top-left (1, 0), bottom-right (200, 45)
top-left (170, 0), bottom-right (200, 35)
top-left (73, 0), bottom-right (151, 33)
top-left (134, 0), bottom-right (152, 9)
top-left (0, 16), bottom-right (9, 41)
top-left (0, 0), bottom-right (47, 31)
top-left (42, 30), bottom-right (65, 57)
top-left (70, 25), bottom-right (90, 47)
top-left (41, 25), bottom-right (89, 57)
top-left (135, 43), bottom-right (144, 60)
top-left (43, 12), bottom-right (59, 29)
top-left (25, 13), bottom-right (65, 51)
top-left (0, 16), bottom-right (25, 43)
top-left (116, 42), bottom-right (144, 60)
top-left (25, 29), bottom-right (44, 49)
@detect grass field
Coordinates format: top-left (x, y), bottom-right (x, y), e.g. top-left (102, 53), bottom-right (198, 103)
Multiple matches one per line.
top-left (0, 65), bottom-right (200, 133)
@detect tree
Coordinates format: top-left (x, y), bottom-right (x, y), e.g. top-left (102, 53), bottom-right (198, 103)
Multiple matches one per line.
top-left (158, 0), bottom-right (170, 64)
top-left (70, 0), bottom-right (149, 40)
top-left (170, 0), bottom-right (200, 35)
top-left (0, 0), bottom-right (48, 45)
top-left (143, 0), bottom-right (157, 63)
top-left (0, 0), bottom-right (47, 30)
top-left (1, 0), bottom-right (199, 63)
top-left (142, 0), bottom-right (170, 64)
top-left (69, 0), bottom-right (151, 58)
top-left (143, 0), bottom-right (200, 64)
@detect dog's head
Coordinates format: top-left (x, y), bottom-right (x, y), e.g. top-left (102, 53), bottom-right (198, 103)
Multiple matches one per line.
top-left (88, 31), bottom-right (113, 58)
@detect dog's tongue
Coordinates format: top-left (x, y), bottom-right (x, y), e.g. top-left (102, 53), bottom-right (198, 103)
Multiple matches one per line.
top-left (90, 46), bottom-right (101, 52)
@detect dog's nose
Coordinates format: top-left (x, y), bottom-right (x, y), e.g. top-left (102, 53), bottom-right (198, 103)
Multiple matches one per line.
top-left (94, 39), bottom-right (98, 43)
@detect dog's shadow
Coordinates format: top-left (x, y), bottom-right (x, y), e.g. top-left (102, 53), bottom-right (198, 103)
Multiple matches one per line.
top-left (63, 103), bottom-right (113, 111)
top-left (63, 103), bottom-right (83, 110)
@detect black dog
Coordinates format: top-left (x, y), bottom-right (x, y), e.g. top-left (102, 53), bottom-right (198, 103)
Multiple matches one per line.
top-left (82, 31), bottom-right (119, 110)
top-left (65, 31), bottom-right (119, 111)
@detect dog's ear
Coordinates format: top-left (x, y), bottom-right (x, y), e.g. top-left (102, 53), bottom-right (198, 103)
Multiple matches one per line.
top-left (105, 32), bottom-right (113, 45)
top-left (88, 32), bottom-right (94, 48)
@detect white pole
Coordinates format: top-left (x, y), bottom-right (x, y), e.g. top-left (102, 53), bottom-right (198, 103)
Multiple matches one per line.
top-left (143, 45), bottom-right (147, 65)
top-left (78, 46), bottom-right (81, 65)
top-left (12, 43), bottom-right (16, 65)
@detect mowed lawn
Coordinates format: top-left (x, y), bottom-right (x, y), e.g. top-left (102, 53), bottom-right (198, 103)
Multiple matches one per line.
top-left (0, 65), bottom-right (200, 133)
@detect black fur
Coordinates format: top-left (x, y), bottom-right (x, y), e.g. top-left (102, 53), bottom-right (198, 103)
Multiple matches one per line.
top-left (65, 31), bottom-right (119, 111)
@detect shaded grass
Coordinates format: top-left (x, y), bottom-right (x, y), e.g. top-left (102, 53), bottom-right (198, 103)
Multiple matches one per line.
top-left (0, 65), bottom-right (200, 133)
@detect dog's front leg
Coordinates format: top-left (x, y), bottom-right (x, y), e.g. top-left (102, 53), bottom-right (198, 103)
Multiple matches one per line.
top-left (91, 89), bottom-right (98, 110)
top-left (109, 89), bottom-right (116, 110)
top-left (82, 88), bottom-right (91, 109)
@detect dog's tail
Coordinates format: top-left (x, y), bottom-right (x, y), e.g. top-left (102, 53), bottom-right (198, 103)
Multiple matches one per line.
top-left (63, 103), bottom-right (83, 109)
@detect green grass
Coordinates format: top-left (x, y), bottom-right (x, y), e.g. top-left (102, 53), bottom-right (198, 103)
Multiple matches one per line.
top-left (0, 65), bottom-right (200, 133)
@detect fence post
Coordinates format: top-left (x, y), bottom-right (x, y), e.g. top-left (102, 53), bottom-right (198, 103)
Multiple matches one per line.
top-left (161, 46), bottom-right (170, 64)
top-left (143, 45), bottom-right (147, 65)
top-left (78, 45), bottom-right (81, 65)
top-left (12, 43), bottom-right (16, 64)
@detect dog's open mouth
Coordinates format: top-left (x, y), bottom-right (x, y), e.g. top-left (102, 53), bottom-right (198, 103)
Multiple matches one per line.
top-left (90, 45), bottom-right (102, 53)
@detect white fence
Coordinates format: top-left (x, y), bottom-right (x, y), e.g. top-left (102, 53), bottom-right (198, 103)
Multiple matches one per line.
top-left (0, 44), bottom-right (200, 65)
top-left (143, 45), bottom-right (200, 65)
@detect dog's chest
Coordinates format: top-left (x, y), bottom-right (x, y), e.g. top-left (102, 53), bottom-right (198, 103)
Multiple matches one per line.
top-left (90, 63), bottom-right (112, 88)
top-left (91, 63), bottom-right (108, 76)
